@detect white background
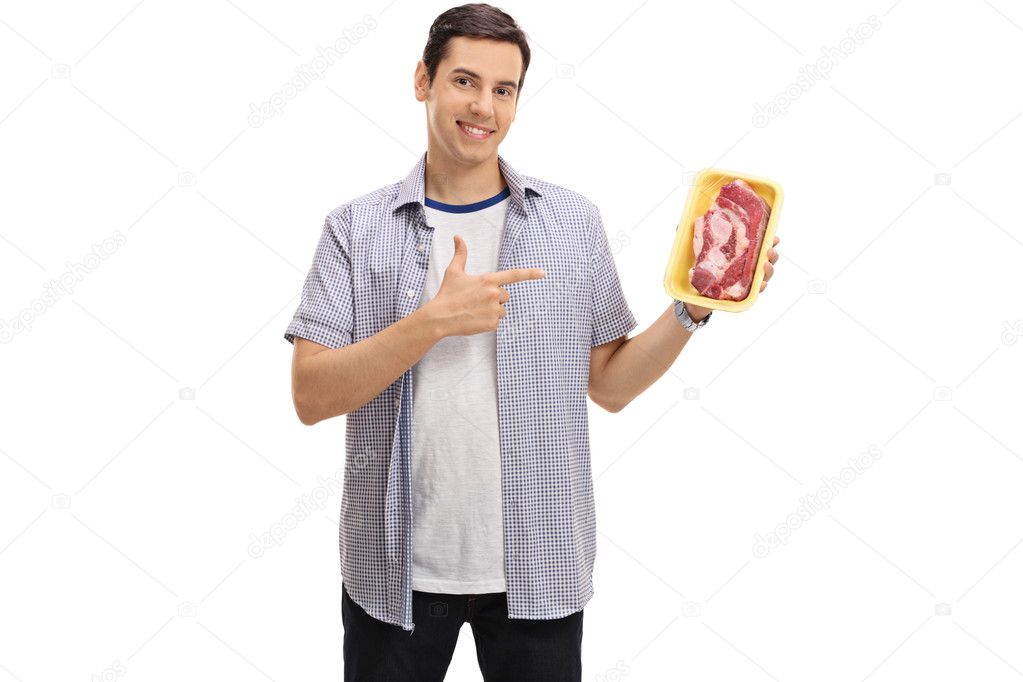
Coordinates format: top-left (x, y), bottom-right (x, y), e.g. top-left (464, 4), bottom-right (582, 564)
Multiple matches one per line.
top-left (2, 0), bottom-right (1022, 680)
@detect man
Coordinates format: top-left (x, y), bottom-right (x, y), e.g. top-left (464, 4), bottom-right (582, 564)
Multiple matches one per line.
top-left (285, 4), bottom-right (779, 681)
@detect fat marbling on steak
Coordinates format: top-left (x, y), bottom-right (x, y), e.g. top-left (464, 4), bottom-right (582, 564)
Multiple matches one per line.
top-left (688, 179), bottom-right (771, 301)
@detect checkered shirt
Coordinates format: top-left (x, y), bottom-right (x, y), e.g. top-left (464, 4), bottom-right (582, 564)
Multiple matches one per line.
top-left (284, 151), bottom-right (637, 631)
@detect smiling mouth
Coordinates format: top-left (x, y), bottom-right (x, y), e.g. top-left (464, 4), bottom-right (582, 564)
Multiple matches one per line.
top-left (457, 121), bottom-right (495, 138)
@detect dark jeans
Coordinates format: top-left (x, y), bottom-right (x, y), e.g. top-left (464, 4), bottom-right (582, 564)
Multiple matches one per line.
top-left (341, 582), bottom-right (583, 681)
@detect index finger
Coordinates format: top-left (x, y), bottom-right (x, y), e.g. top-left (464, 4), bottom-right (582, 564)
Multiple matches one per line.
top-left (488, 267), bottom-right (547, 286)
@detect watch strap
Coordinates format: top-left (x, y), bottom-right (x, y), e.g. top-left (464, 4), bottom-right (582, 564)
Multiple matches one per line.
top-left (674, 299), bottom-right (711, 332)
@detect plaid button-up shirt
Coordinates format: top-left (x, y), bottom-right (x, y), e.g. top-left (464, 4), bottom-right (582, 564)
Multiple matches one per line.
top-left (284, 151), bottom-right (637, 632)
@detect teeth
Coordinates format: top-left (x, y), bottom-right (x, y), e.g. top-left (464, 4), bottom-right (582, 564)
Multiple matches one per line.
top-left (461, 123), bottom-right (490, 135)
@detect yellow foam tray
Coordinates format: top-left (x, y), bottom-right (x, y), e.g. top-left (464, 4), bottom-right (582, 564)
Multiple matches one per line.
top-left (663, 168), bottom-right (784, 313)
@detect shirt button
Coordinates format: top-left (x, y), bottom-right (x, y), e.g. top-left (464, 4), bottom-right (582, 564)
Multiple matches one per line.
top-left (406, 289), bottom-right (414, 298)
top-left (394, 398), bottom-right (400, 408)
top-left (417, 243), bottom-right (425, 252)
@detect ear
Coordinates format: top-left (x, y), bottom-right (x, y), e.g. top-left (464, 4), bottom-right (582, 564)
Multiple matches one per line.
top-left (414, 60), bottom-right (429, 102)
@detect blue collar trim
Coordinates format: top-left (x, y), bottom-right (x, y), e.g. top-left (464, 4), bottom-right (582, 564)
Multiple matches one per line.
top-left (424, 185), bottom-right (511, 213)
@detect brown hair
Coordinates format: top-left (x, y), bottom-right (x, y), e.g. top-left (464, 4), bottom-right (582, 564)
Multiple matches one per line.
top-left (422, 3), bottom-right (531, 94)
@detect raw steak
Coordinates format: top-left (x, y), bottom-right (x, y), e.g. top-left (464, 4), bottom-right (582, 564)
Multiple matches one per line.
top-left (688, 179), bottom-right (770, 300)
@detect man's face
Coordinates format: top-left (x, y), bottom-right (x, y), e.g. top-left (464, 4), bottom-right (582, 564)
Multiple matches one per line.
top-left (415, 36), bottom-right (521, 166)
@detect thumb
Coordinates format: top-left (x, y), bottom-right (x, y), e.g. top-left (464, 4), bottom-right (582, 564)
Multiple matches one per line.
top-left (448, 234), bottom-right (467, 273)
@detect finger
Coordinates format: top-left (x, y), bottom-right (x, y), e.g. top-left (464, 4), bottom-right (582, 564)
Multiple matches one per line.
top-left (760, 282), bottom-right (766, 292)
top-left (764, 262), bottom-right (774, 279)
top-left (448, 234), bottom-right (468, 272)
top-left (490, 267), bottom-right (546, 286)
top-left (773, 235), bottom-right (780, 246)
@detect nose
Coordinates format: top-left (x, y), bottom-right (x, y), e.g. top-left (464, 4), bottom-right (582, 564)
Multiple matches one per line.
top-left (469, 91), bottom-right (494, 119)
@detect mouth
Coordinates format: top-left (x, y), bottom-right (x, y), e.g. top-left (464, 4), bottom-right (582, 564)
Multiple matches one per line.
top-left (456, 120), bottom-right (496, 139)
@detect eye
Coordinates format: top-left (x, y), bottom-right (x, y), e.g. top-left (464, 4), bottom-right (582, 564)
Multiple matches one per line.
top-left (455, 77), bottom-right (512, 97)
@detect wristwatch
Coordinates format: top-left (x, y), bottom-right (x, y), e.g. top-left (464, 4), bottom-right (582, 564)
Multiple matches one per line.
top-left (674, 299), bottom-right (712, 332)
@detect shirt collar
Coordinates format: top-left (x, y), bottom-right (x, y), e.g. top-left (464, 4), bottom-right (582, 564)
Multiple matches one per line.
top-left (391, 151), bottom-right (541, 216)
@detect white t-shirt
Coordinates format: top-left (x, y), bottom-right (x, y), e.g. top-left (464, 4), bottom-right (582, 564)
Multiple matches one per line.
top-left (411, 186), bottom-right (511, 594)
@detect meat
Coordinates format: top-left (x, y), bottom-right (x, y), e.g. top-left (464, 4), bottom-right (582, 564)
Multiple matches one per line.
top-left (688, 179), bottom-right (771, 300)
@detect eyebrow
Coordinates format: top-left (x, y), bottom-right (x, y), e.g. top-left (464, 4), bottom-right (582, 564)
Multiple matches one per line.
top-left (448, 67), bottom-right (518, 90)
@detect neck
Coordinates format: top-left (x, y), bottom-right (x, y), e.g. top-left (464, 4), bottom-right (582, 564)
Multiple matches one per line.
top-left (423, 147), bottom-right (505, 205)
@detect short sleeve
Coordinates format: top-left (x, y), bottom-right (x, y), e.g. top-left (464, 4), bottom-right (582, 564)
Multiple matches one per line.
top-left (589, 203), bottom-right (638, 347)
top-left (284, 209), bottom-right (355, 348)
